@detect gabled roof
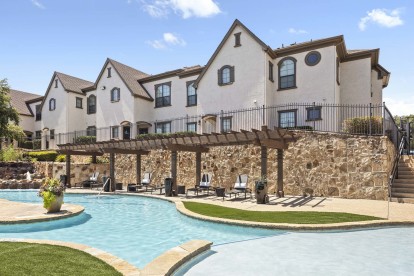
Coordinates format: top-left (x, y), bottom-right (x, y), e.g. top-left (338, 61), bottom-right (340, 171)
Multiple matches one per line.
top-left (40, 71), bottom-right (93, 109)
top-left (83, 58), bottom-right (153, 101)
top-left (194, 19), bottom-right (275, 88)
top-left (139, 65), bottom-right (204, 83)
top-left (9, 89), bottom-right (43, 116)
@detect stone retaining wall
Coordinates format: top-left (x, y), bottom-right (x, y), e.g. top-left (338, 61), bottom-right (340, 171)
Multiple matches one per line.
top-left (113, 132), bottom-right (395, 200)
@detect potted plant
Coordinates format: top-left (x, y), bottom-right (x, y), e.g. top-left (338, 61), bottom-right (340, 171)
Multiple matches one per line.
top-left (255, 175), bottom-right (268, 204)
top-left (38, 177), bottom-right (65, 213)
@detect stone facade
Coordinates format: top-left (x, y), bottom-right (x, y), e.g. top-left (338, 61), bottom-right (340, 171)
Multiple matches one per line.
top-left (0, 162), bottom-right (43, 189)
top-left (34, 162), bottom-right (110, 185)
top-left (112, 132), bottom-right (395, 200)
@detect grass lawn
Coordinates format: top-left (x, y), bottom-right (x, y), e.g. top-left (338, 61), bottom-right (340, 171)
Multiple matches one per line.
top-left (0, 242), bottom-right (121, 276)
top-left (183, 202), bottom-right (383, 224)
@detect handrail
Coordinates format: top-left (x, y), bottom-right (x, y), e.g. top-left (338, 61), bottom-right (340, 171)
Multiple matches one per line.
top-left (98, 177), bottom-right (112, 196)
top-left (388, 136), bottom-right (406, 198)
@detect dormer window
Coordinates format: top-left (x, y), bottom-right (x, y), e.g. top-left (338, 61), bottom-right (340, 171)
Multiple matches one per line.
top-left (234, 32), bottom-right (241, 47)
top-left (218, 65), bottom-right (235, 86)
top-left (107, 67), bottom-right (112, 78)
top-left (54, 79), bottom-right (58, 88)
top-left (111, 87), bottom-right (120, 102)
top-left (49, 98), bottom-right (56, 111)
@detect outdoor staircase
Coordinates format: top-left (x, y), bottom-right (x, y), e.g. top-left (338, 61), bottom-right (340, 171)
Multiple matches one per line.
top-left (391, 156), bottom-right (414, 203)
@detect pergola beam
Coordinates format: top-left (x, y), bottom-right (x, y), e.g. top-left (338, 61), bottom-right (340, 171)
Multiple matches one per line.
top-left (103, 148), bottom-right (150, 155)
top-left (167, 144), bottom-right (209, 152)
top-left (58, 150), bottom-right (103, 156)
top-left (260, 139), bottom-right (288, 150)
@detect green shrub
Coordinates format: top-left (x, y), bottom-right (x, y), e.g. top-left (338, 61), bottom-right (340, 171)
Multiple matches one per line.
top-left (0, 145), bottom-right (23, 161)
top-left (55, 154), bottom-right (66, 162)
top-left (27, 151), bottom-right (58, 161)
top-left (343, 116), bottom-right (383, 135)
top-left (284, 126), bottom-right (313, 131)
top-left (74, 136), bottom-right (96, 144)
top-left (96, 156), bottom-right (109, 164)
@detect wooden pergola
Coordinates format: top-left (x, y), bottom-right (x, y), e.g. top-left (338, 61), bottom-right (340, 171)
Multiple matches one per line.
top-left (58, 126), bottom-right (297, 196)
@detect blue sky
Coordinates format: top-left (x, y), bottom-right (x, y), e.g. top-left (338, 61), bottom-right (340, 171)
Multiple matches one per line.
top-left (1, 0), bottom-right (413, 115)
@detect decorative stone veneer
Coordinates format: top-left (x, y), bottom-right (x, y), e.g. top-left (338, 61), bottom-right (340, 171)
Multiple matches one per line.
top-left (34, 162), bottom-right (109, 185)
top-left (113, 132), bottom-right (395, 200)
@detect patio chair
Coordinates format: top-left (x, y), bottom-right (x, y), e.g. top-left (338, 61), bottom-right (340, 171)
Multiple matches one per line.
top-left (126, 172), bottom-right (153, 192)
top-left (186, 173), bottom-right (213, 197)
top-left (74, 172), bottom-right (98, 188)
top-left (228, 174), bottom-right (251, 199)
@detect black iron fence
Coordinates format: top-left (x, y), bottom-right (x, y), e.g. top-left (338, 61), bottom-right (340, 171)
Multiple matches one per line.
top-left (16, 102), bottom-right (401, 149)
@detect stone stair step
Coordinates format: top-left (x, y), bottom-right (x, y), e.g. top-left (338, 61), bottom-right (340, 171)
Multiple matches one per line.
top-left (390, 197), bottom-right (414, 204)
top-left (393, 183), bottom-right (414, 188)
top-left (394, 179), bottom-right (414, 184)
top-left (392, 187), bottom-right (414, 193)
top-left (397, 175), bottom-right (414, 179)
top-left (391, 192), bottom-right (414, 199)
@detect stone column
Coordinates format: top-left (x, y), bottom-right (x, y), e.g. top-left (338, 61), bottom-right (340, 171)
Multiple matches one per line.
top-left (277, 149), bottom-right (284, 197)
top-left (171, 151), bottom-right (177, 195)
top-left (196, 151), bottom-right (201, 187)
top-left (136, 154), bottom-right (141, 185)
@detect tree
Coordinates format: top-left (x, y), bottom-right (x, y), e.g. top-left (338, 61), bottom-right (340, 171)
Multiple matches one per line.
top-left (0, 79), bottom-right (24, 149)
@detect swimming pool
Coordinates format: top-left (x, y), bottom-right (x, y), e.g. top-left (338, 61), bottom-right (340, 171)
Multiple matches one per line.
top-left (0, 190), bottom-right (277, 268)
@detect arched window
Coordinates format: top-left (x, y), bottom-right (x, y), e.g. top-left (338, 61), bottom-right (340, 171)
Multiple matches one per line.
top-left (278, 57), bottom-right (296, 89)
top-left (187, 81), bottom-right (197, 106)
top-left (87, 95), bottom-right (96, 114)
top-left (155, 83), bottom-right (171, 107)
top-left (49, 98), bottom-right (56, 111)
top-left (218, 65), bottom-right (234, 86)
top-left (111, 87), bottom-right (120, 102)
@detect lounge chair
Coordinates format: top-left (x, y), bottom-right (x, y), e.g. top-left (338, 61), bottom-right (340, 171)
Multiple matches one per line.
top-left (186, 173), bottom-right (213, 197)
top-left (127, 172), bottom-right (153, 192)
top-left (228, 174), bottom-right (251, 199)
top-left (74, 172), bottom-right (99, 188)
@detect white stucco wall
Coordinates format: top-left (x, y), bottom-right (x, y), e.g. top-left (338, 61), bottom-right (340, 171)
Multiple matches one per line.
top-left (371, 70), bottom-right (383, 105)
top-left (197, 25), bottom-right (267, 115)
top-left (18, 115), bottom-right (35, 133)
top-left (41, 78), bottom-right (68, 141)
top-left (271, 46), bottom-right (338, 105)
top-left (141, 75), bottom-right (198, 133)
top-left (95, 62), bottom-right (136, 140)
top-left (67, 92), bottom-right (87, 133)
top-left (340, 58), bottom-right (371, 105)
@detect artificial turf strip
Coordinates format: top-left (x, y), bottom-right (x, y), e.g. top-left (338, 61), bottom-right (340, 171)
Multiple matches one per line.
top-left (0, 242), bottom-right (122, 276)
top-left (183, 202), bottom-right (383, 224)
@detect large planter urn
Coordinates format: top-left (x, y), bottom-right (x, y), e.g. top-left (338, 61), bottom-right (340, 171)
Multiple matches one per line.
top-left (255, 181), bottom-right (268, 204)
top-left (47, 194), bottom-right (64, 213)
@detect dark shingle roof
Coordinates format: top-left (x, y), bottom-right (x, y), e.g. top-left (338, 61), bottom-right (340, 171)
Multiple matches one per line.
top-left (56, 72), bottom-right (94, 94)
top-left (9, 89), bottom-right (43, 116)
top-left (108, 59), bottom-right (152, 100)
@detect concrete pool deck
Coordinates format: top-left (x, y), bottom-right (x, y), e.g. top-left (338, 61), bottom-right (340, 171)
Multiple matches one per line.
top-left (0, 198), bottom-right (84, 224)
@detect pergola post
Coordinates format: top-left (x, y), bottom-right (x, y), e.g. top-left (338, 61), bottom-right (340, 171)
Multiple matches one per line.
top-left (171, 151), bottom-right (177, 195)
top-left (66, 154), bottom-right (71, 187)
top-left (110, 153), bottom-right (115, 191)
top-left (277, 149), bottom-right (284, 197)
top-left (196, 151), bottom-right (201, 187)
top-left (91, 155), bottom-right (97, 164)
top-left (260, 146), bottom-right (267, 178)
top-left (136, 154), bottom-right (141, 185)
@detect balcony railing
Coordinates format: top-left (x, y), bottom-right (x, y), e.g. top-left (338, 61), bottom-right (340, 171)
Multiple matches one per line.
top-left (17, 102), bottom-right (401, 150)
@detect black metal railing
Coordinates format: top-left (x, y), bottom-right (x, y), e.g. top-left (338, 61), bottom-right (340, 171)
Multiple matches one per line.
top-left (17, 102), bottom-right (401, 149)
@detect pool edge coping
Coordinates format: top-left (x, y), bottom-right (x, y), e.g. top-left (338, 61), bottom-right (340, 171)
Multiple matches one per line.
top-left (0, 238), bottom-right (141, 276)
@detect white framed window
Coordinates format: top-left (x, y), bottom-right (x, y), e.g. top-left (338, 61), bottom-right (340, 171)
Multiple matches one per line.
top-left (155, 122), bottom-right (171, 134)
top-left (221, 117), bottom-right (232, 132)
top-left (111, 126), bottom-right (119, 139)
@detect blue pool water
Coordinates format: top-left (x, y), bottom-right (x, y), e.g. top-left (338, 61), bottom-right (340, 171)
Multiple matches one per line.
top-left (0, 190), bottom-right (278, 268)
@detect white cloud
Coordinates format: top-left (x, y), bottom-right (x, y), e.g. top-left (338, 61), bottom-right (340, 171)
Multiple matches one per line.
top-left (147, 32), bottom-right (186, 49)
top-left (384, 97), bottom-right (414, 116)
top-left (359, 8), bottom-right (403, 31)
top-left (288, 28), bottom-right (308, 34)
top-left (141, 0), bottom-right (221, 19)
top-left (163, 32), bottom-right (186, 46)
top-left (31, 0), bottom-right (45, 9)
top-left (146, 40), bottom-right (166, 49)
